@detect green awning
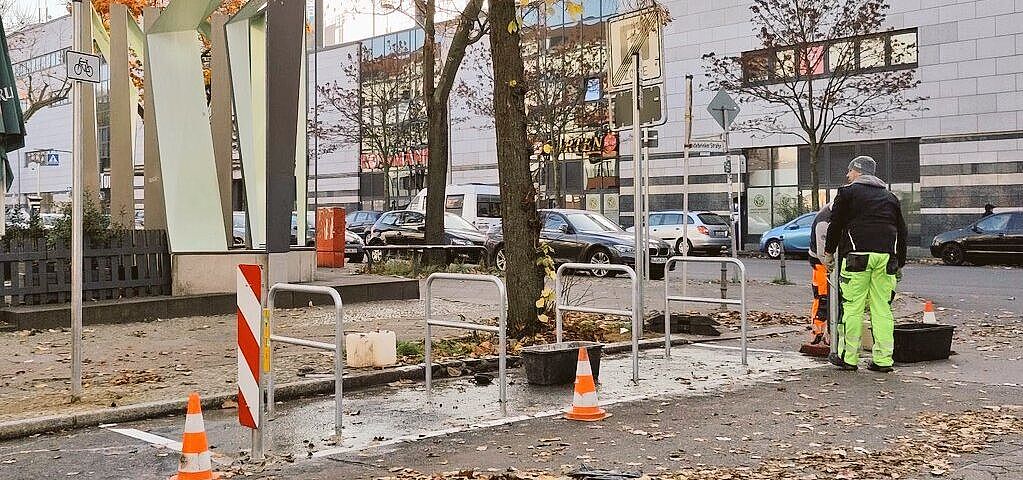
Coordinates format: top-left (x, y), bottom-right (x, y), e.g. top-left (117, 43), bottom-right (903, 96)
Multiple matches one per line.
top-left (0, 19), bottom-right (27, 190)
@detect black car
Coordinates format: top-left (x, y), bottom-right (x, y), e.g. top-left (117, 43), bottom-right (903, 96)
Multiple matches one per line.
top-left (366, 210), bottom-right (486, 263)
top-left (346, 210), bottom-right (382, 239)
top-left (484, 209), bottom-right (672, 279)
top-left (930, 211), bottom-right (1023, 265)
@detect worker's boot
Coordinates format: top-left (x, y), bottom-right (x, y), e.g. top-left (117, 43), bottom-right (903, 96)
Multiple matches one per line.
top-left (828, 353), bottom-right (858, 371)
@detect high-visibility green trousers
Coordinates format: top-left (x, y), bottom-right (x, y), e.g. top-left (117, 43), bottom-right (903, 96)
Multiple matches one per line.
top-left (838, 252), bottom-right (897, 367)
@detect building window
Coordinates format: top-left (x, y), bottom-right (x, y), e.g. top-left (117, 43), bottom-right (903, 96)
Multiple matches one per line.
top-left (741, 28), bottom-right (918, 85)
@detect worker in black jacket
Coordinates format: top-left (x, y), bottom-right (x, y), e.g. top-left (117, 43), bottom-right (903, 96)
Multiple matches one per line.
top-left (823, 156), bottom-right (908, 373)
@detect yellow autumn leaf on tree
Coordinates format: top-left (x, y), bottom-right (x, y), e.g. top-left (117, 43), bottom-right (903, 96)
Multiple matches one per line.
top-left (508, 20), bottom-right (519, 33)
top-left (566, 2), bottom-right (583, 17)
top-left (535, 298), bottom-right (546, 308)
top-left (518, 0), bottom-right (530, 6)
top-left (538, 314), bottom-right (549, 323)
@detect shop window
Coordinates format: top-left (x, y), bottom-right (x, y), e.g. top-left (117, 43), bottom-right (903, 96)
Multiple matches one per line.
top-left (746, 148), bottom-right (772, 187)
top-left (564, 160), bottom-right (583, 191)
top-left (890, 32), bottom-right (917, 65)
top-left (774, 147), bottom-right (798, 186)
top-left (890, 141), bottom-right (920, 183)
top-left (828, 144), bottom-right (856, 185)
top-left (799, 45), bottom-right (825, 76)
top-left (774, 49), bottom-right (796, 80)
top-left (859, 36), bottom-right (885, 69)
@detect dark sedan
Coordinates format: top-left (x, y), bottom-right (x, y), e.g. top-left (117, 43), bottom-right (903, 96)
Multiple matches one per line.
top-left (930, 211), bottom-right (1023, 265)
top-left (366, 210), bottom-right (487, 263)
top-left (345, 210), bottom-right (382, 239)
top-left (485, 209), bottom-right (672, 279)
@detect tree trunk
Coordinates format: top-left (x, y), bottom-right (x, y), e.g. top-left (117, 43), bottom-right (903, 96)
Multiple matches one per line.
top-left (809, 145), bottom-right (821, 211)
top-left (490, 0), bottom-right (544, 337)
top-left (423, 0), bottom-right (485, 265)
top-left (421, 0), bottom-right (446, 263)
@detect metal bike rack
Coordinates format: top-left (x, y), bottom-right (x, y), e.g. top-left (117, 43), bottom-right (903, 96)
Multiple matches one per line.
top-left (555, 263), bottom-right (639, 383)
top-left (424, 273), bottom-right (508, 410)
top-left (255, 283), bottom-right (344, 459)
top-left (664, 256), bottom-right (748, 365)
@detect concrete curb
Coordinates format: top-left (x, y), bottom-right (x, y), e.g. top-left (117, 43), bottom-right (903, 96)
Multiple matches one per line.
top-left (0, 326), bottom-right (800, 441)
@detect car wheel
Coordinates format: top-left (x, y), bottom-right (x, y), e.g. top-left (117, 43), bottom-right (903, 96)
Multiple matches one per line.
top-left (650, 264), bottom-right (665, 280)
top-left (765, 239), bottom-right (783, 260)
top-left (941, 243), bottom-right (965, 266)
top-left (587, 248), bottom-right (612, 278)
top-left (674, 238), bottom-right (694, 256)
top-left (494, 247), bottom-right (507, 272)
top-left (350, 254), bottom-right (365, 264)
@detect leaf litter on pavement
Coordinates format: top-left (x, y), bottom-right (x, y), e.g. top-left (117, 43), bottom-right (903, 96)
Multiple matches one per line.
top-left (356, 409), bottom-right (1023, 480)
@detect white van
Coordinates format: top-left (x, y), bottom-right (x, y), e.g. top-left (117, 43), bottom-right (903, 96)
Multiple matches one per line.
top-left (410, 184), bottom-right (502, 231)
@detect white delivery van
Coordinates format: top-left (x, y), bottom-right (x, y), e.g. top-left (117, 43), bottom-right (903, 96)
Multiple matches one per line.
top-left (410, 183), bottom-right (502, 231)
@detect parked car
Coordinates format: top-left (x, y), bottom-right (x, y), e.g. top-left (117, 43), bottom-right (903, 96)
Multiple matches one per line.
top-left (758, 212), bottom-right (816, 259)
top-left (485, 209), bottom-right (671, 279)
top-left (365, 210), bottom-right (487, 263)
top-left (409, 183), bottom-right (502, 231)
top-left (626, 211), bottom-right (731, 255)
top-left (231, 211), bottom-right (316, 247)
top-left (931, 211), bottom-right (1023, 266)
top-left (345, 210), bottom-right (382, 239)
top-left (344, 229), bottom-right (365, 263)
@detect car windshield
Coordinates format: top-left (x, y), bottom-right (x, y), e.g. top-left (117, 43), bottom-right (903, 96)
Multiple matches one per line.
top-left (697, 213), bottom-right (727, 225)
top-left (565, 212), bottom-right (622, 233)
top-left (444, 213), bottom-right (477, 231)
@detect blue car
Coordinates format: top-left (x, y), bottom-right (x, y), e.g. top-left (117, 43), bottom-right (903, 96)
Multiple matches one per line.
top-left (758, 212), bottom-right (817, 259)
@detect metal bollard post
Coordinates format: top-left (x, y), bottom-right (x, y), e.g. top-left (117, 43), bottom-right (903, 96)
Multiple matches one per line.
top-left (779, 235), bottom-right (787, 283)
top-left (719, 261), bottom-right (728, 309)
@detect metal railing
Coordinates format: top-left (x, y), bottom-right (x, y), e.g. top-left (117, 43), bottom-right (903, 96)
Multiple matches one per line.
top-left (365, 244), bottom-right (490, 271)
top-left (664, 256), bottom-right (748, 365)
top-left (424, 273), bottom-right (508, 411)
top-left (555, 263), bottom-right (639, 383)
top-left (255, 283), bottom-right (344, 460)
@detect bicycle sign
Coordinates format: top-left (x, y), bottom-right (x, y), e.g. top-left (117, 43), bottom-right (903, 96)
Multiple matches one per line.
top-left (66, 50), bottom-right (100, 84)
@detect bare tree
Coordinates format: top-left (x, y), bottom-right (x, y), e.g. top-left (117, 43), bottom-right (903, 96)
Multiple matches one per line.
top-left (703, 0), bottom-right (926, 210)
top-left (416, 0), bottom-right (487, 264)
top-left (0, 0), bottom-right (31, 29)
top-left (313, 46), bottom-right (428, 209)
top-left (7, 22), bottom-right (71, 123)
top-left (457, 14), bottom-right (606, 208)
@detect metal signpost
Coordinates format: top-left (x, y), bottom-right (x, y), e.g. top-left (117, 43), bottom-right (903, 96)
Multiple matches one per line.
top-left (67, 0), bottom-right (100, 402)
top-left (607, 7), bottom-right (663, 328)
top-left (707, 89), bottom-right (741, 287)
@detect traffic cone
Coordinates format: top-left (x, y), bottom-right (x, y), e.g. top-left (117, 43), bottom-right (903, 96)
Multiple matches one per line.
top-left (923, 300), bottom-right (937, 324)
top-left (565, 347), bottom-right (609, 422)
top-left (170, 392), bottom-right (220, 480)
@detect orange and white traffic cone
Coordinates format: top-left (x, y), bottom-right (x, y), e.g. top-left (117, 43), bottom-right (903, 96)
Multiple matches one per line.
top-left (565, 347), bottom-right (609, 422)
top-left (923, 300), bottom-right (937, 324)
top-left (170, 392), bottom-right (220, 480)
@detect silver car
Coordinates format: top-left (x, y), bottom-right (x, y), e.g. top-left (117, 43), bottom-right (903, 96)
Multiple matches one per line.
top-left (628, 211), bottom-right (732, 255)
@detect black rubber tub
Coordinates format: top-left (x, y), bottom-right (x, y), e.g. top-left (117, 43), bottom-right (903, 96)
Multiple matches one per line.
top-left (521, 341), bottom-right (603, 386)
top-left (893, 323), bottom-right (956, 363)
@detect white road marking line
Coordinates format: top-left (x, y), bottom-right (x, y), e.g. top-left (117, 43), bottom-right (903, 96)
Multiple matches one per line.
top-left (102, 427), bottom-right (234, 465)
top-left (690, 343), bottom-right (786, 354)
top-left (103, 427), bottom-right (182, 451)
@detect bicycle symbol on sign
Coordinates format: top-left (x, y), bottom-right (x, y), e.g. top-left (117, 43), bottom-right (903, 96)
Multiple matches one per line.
top-left (73, 58), bottom-right (94, 78)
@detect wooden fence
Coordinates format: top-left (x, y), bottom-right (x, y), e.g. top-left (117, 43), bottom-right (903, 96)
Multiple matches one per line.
top-left (0, 230), bottom-right (171, 307)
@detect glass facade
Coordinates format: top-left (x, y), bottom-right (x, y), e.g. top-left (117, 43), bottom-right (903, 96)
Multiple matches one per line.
top-left (743, 139), bottom-right (922, 246)
top-left (357, 27), bottom-right (428, 210)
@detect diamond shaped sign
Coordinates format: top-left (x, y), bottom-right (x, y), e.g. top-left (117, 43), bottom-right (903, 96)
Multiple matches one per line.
top-left (707, 89), bottom-right (740, 130)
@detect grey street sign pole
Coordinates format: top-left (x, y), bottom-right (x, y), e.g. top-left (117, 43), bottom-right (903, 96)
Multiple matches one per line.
top-left (70, 0), bottom-right (84, 403)
top-left (631, 52), bottom-right (645, 356)
top-left (680, 75), bottom-right (692, 329)
top-left (708, 89), bottom-right (741, 284)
